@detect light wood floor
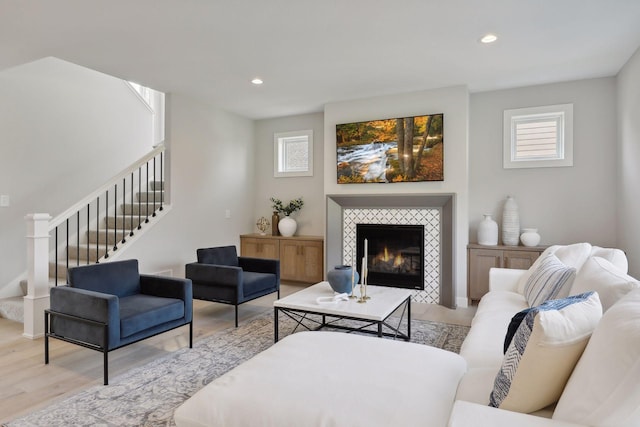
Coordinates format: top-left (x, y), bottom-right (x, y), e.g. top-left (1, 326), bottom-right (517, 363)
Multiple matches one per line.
top-left (0, 283), bottom-right (475, 424)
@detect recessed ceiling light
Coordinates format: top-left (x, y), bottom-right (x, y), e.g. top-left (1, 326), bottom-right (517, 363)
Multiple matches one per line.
top-left (251, 78), bottom-right (263, 85)
top-left (480, 33), bottom-right (498, 44)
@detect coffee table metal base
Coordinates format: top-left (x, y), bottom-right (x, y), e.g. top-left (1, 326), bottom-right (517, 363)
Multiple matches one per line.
top-left (274, 296), bottom-right (411, 342)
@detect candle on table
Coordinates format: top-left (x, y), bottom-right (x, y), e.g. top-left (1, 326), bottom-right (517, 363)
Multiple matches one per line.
top-left (351, 258), bottom-right (355, 285)
top-left (364, 239), bottom-right (368, 268)
top-left (349, 250), bottom-right (357, 299)
top-left (363, 238), bottom-right (368, 282)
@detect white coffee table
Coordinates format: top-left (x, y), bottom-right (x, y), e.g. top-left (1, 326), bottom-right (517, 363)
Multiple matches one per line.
top-left (273, 281), bottom-right (412, 342)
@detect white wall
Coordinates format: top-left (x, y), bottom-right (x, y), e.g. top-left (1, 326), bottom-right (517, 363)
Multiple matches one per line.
top-left (123, 93), bottom-right (257, 277)
top-left (469, 78), bottom-right (618, 248)
top-left (0, 57), bottom-right (153, 296)
top-left (323, 86), bottom-right (470, 306)
top-left (617, 47), bottom-right (640, 277)
top-left (254, 113), bottom-right (324, 236)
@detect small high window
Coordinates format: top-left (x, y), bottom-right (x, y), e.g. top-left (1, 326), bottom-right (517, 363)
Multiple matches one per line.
top-left (274, 130), bottom-right (313, 177)
top-left (503, 104), bottom-right (573, 169)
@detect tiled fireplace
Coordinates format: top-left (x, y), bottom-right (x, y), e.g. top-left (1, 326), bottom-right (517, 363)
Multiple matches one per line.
top-left (326, 193), bottom-right (455, 307)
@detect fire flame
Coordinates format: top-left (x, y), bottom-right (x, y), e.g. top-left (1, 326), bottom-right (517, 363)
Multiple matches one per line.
top-left (381, 246), bottom-right (404, 267)
top-left (394, 255), bottom-right (403, 267)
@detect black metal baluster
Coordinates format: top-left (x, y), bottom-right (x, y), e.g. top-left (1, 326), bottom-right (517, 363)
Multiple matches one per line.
top-left (152, 156), bottom-right (157, 217)
top-left (97, 195), bottom-right (101, 262)
top-left (66, 218), bottom-right (69, 277)
top-left (55, 227), bottom-right (58, 286)
top-left (86, 203), bottom-right (90, 264)
top-left (145, 162), bottom-right (150, 223)
top-left (159, 151), bottom-right (164, 211)
top-left (121, 177), bottom-right (126, 244)
top-left (129, 172), bottom-right (134, 236)
top-left (138, 167), bottom-right (142, 229)
top-left (104, 191), bottom-right (109, 259)
top-left (76, 211), bottom-right (80, 266)
top-left (113, 184), bottom-right (118, 251)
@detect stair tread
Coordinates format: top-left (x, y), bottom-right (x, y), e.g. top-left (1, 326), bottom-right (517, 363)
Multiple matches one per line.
top-left (0, 296), bottom-right (24, 322)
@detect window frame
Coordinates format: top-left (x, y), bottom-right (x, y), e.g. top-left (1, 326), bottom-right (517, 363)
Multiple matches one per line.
top-left (273, 129), bottom-right (314, 178)
top-left (503, 104), bottom-right (573, 169)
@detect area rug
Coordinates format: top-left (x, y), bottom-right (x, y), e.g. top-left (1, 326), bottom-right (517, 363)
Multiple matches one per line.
top-left (4, 312), bottom-right (469, 427)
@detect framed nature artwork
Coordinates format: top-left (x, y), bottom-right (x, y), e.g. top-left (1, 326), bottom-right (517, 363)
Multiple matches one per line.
top-left (336, 113), bottom-right (443, 183)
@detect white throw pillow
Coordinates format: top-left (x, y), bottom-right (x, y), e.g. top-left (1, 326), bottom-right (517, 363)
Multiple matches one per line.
top-left (570, 256), bottom-right (639, 312)
top-left (523, 254), bottom-right (576, 307)
top-left (589, 246), bottom-right (629, 273)
top-left (517, 243), bottom-right (592, 294)
top-left (489, 292), bottom-right (602, 414)
top-left (553, 289), bottom-right (640, 426)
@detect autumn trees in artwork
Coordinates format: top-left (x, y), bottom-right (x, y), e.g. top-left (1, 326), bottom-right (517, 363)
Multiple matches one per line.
top-left (336, 114), bottom-right (443, 183)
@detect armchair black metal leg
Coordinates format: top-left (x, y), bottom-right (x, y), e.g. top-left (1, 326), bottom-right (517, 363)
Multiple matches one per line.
top-left (189, 321), bottom-right (193, 348)
top-left (103, 323), bottom-right (109, 385)
top-left (44, 311), bottom-right (49, 364)
top-left (235, 306), bottom-right (239, 327)
top-left (104, 349), bottom-right (109, 385)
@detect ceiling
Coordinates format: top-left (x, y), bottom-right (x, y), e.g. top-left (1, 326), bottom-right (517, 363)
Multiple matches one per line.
top-left (2, 0), bottom-right (640, 119)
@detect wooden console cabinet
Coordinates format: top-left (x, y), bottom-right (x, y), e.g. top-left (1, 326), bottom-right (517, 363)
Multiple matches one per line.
top-left (240, 234), bottom-right (324, 284)
top-left (467, 243), bottom-right (546, 304)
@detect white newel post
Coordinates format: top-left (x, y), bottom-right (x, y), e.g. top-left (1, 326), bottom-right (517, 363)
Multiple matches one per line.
top-left (24, 213), bottom-right (52, 339)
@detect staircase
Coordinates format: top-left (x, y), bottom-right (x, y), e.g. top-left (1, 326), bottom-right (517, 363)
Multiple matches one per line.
top-left (0, 145), bottom-right (169, 332)
top-left (0, 297), bottom-right (23, 323)
top-left (48, 181), bottom-right (165, 284)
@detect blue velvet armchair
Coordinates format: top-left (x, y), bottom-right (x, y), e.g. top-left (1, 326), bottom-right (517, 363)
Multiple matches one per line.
top-left (45, 259), bottom-right (193, 385)
top-left (185, 246), bottom-right (280, 327)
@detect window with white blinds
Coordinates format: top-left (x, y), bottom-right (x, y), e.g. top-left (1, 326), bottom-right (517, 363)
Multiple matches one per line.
top-left (503, 104), bottom-right (573, 169)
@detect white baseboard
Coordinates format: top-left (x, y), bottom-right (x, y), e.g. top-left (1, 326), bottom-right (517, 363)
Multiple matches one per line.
top-left (456, 296), bottom-right (469, 308)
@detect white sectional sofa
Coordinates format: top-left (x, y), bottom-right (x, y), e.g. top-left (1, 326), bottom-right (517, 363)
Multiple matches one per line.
top-left (451, 243), bottom-right (640, 426)
top-left (175, 243), bottom-right (640, 427)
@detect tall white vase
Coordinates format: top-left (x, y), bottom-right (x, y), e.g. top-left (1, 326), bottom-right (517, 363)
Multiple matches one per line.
top-left (477, 214), bottom-right (498, 245)
top-left (502, 196), bottom-right (520, 246)
top-left (278, 216), bottom-right (297, 237)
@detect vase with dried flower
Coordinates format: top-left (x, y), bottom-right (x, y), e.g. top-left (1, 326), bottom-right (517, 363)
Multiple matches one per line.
top-left (270, 197), bottom-right (304, 237)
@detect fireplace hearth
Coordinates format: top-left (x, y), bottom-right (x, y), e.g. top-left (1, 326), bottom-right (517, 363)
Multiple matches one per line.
top-left (356, 224), bottom-right (424, 290)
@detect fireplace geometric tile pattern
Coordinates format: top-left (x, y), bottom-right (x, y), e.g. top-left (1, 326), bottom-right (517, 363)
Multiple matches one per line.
top-left (342, 208), bottom-right (440, 304)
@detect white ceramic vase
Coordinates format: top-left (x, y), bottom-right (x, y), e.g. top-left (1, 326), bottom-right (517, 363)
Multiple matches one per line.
top-left (477, 214), bottom-right (498, 245)
top-left (278, 216), bottom-right (297, 237)
top-left (520, 228), bottom-right (541, 247)
top-left (502, 196), bottom-right (520, 246)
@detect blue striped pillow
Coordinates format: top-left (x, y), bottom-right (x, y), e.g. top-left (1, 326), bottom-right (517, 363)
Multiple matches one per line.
top-left (490, 292), bottom-right (602, 413)
top-left (524, 254), bottom-right (576, 307)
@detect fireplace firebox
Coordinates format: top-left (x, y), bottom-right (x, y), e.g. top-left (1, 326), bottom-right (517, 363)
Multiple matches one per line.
top-left (356, 224), bottom-right (424, 290)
